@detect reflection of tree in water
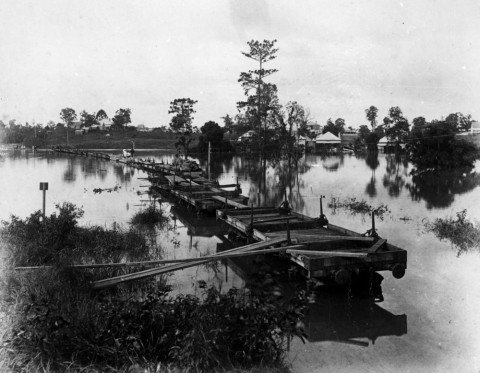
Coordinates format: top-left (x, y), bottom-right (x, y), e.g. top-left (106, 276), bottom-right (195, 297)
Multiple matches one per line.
top-left (236, 155), bottom-right (310, 209)
top-left (363, 152), bottom-right (380, 197)
top-left (112, 163), bottom-right (133, 185)
top-left (382, 154), bottom-right (409, 197)
top-left (198, 153), bottom-right (235, 179)
top-left (63, 157), bottom-right (77, 183)
top-left (81, 158), bottom-right (108, 181)
top-left (407, 168), bottom-right (480, 209)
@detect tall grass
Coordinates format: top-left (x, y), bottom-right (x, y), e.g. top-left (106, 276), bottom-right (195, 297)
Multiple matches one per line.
top-left (0, 203), bottom-right (306, 372)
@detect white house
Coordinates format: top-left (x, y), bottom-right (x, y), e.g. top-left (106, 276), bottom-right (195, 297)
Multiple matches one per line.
top-left (237, 130), bottom-right (255, 143)
top-left (314, 131), bottom-right (341, 152)
top-left (98, 118), bottom-right (112, 131)
top-left (378, 136), bottom-right (405, 153)
top-left (471, 121), bottom-right (480, 134)
top-left (137, 124), bottom-right (152, 132)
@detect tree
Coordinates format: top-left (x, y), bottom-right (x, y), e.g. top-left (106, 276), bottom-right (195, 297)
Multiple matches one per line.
top-left (112, 108), bottom-right (131, 131)
top-left (0, 120), bottom-right (5, 129)
top-left (383, 106), bottom-right (409, 146)
top-left (412, 116), bottom-right (426, 130)
top-left (365, 106), bottom-right (378, 130)
top-left (168, 98), bottom-right (197, 157)
top-left (358, 125), bottom-right (371, 140)
top-left (80, 110), bottom-right (98, 127)
top-left (221, 114), bottom-right (235, 134)
top-left (322, 118), bottom-right (345, 136)
top-left (407, 119), bottom-right (479, 170)
top-left (237, 39), bottom-right (279, 159)
top-left (445, 112), bottom-right (472, 132)
top-left (283, 101), bottom-right (307, 162)
top-left (60, 108), bottom-right (77, 145)
top-left (197, 121), bottom-right (232, 153)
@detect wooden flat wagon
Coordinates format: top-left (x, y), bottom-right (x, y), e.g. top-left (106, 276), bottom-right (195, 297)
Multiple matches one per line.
top-left (217, 206), bottom-right (407, 284)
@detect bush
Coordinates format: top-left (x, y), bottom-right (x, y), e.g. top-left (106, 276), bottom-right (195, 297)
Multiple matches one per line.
top-left (1, 205), bottom-right (307, 372)
top-left (425, 209), bottom-right (480, 256)
top-left (130, 205), bottom-right (167, 226)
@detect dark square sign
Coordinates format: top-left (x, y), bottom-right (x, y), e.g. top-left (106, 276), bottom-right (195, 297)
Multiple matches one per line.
top-left (39, 182), bottom-right (49, 191)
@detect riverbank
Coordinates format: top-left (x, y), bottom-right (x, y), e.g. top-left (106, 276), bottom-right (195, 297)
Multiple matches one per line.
top-left (22, 128), bottom-right (199, 150)
top-left (0, 203), bottom-right (303, 372)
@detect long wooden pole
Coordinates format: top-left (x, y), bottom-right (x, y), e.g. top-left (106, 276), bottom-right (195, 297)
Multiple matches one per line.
top-left (16, 245), bottom-right (306, 271)
top-left (92, 237), bottom-right (288, 290)
top-left (287, 249), bottom-right (368, 258)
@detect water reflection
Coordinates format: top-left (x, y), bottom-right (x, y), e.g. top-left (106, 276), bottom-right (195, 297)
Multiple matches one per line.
top-left (382, 154), bottom-right (409, 198)
top-left (63, 157), bottom-right (77, 182)
top-left (364, 153), bottom-right (380, 197)
top-left (304, 290), bottom-right (407, 345)
top-left (219, 240), bottom-right (407, 346)
top-left (407, 168), bottom-right (480, 209)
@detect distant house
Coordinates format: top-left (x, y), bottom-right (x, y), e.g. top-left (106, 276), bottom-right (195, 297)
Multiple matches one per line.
top-left (71, 121), bottom-right (82, 130)
top-left (314, 132), bottom-right (341, 152)
top-left (471, 121), bottom-right (480, 134)
top-left (75, 129), bottom-right (85, 135)
top-left (90, 124), bottom-right (101, 131)
top-left (377, 136), bottom-right (405, 153)
top-left (296, 135), bottom-right (306, 147)
top-left (98, 118), bottom-right (112, 131)
top-left (237, 130), bottom-right (255, 143)
top-left (137, 124), bottom-right (152, 132)
top-left (307, 123), bottom-right (322, 135)
top-left (340, 132), bottom-right (359, 148)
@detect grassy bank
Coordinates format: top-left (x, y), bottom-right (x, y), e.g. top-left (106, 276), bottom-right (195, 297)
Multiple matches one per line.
top-left (24, 128), bottom-right (199, 150)
top-left (0, 204), bottom-right (306, 372)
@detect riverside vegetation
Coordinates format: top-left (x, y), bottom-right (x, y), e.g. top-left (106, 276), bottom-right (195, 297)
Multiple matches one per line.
top-left (0, 203), bottom-right (307, 372)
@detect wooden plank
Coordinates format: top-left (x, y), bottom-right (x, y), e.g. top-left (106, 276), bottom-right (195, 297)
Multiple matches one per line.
top-left (220, 208), bottom-right (282, 216)
top-left (211, 196), bottom-right (248, 208)
top-left (217, 183), bottom-right (239, 188)
top-left (368, 239), bottom-right (387, 253)
top-left (165, 175), bottom-right (186, 184)
top-left (92, 237), bottom-right (288, 290)
top-left (287, 249), bottom-right (368, 258)
top-left (268, 233), bottom-right (375, 242)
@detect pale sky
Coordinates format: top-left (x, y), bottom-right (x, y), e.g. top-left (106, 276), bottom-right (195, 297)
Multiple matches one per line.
top-left (1, 0), bottom-right (479, 128)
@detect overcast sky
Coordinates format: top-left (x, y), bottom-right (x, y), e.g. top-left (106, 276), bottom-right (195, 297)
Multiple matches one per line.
top-left (1, 0), bottom-right (479, 128)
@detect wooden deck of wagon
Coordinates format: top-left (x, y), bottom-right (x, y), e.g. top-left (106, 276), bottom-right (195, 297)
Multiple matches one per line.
top-left (216, 206), bottom-right (407, 282)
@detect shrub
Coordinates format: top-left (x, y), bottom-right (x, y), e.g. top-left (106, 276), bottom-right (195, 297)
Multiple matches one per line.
top-left (425, 209), bottom-right (480, 256)
top-left (130, 205), bottom-right (167, 226)
top-left (1, 206), bottom-right (307, 372)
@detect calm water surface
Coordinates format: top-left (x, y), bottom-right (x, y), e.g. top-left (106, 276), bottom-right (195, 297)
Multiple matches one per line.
top-left (1, 149), bottom-right (479, 372)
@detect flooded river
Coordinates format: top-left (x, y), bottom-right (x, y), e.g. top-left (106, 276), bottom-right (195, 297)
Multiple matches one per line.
top-left (1, 149), bottom-right (479, 372)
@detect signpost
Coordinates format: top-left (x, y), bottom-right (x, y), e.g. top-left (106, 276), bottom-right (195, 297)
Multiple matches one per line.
top-left (39, 182), bottom-right (48, 218)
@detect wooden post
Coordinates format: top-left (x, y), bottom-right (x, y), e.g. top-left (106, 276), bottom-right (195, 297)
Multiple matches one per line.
top-left (249, 203), bottom-right (254, 244)
top-left (250, 203), bottom-right (254, 226)
top-left (39, 182), bottom-right (48, 218)
top-left (286, 218), bottom-right (291, 245)
top-left (371, 210), bottom-right (377, 237)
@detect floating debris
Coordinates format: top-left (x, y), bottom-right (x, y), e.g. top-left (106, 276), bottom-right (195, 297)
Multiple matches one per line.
top-left (329, 197), bottom-right (390, 220)
top-left (93, 184), bottom-right (121, 194)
